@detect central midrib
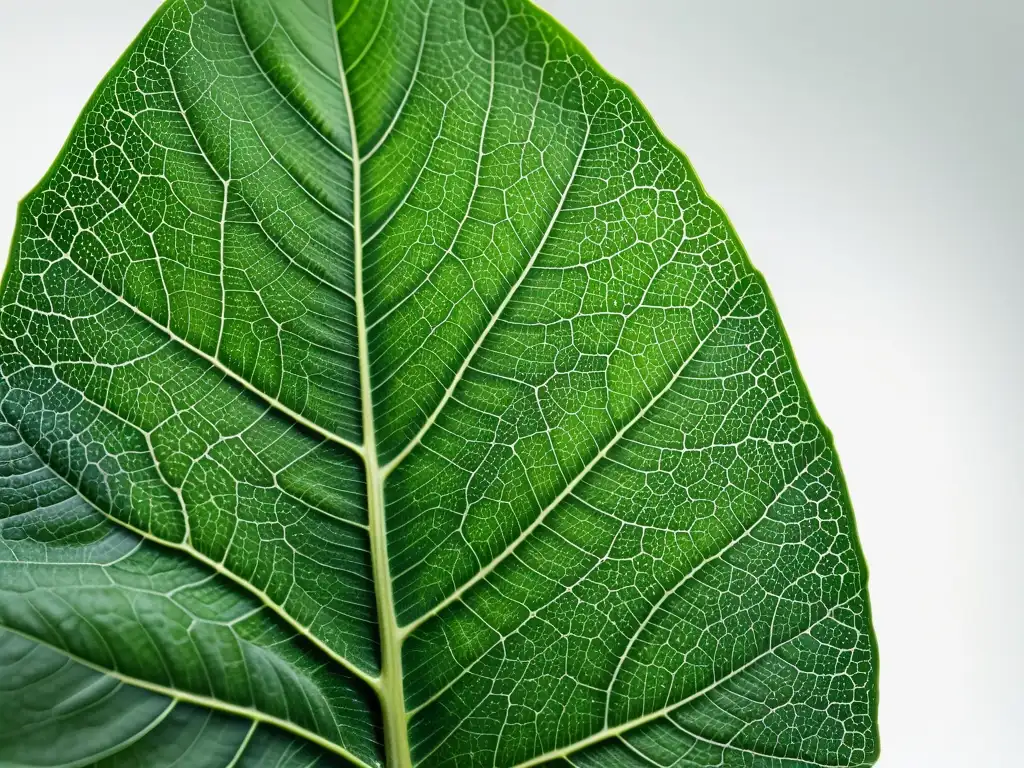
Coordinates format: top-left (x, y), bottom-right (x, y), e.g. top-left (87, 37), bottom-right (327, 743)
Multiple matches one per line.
top-left (330, 6), bottom-right (413, 768)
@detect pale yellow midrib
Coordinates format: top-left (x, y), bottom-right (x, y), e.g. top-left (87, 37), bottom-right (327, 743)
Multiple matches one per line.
top-left (330, 3), bottom-right (413, 767)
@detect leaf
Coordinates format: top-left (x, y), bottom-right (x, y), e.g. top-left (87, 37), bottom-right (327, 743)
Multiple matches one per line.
top-left (0, 0), bottom-right (878, 766)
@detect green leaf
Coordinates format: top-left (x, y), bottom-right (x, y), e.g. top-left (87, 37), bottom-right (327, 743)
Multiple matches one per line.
top-left (0, 0), bottom-right (878, 766)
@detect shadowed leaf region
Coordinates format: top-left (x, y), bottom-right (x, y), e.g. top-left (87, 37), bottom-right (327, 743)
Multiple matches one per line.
top-left (0, 0), bottom-right (878, 766)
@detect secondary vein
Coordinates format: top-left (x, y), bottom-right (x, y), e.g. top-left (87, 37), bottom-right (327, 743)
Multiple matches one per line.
top-left (0, 624), bottom-right (376, 768)
top-left (8, 418), bottom-right (380, 690)
top-left (399, 276), bottom-right (754, 637)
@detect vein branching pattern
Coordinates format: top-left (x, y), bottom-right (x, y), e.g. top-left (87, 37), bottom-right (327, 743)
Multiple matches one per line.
top-left (0, 1), bottom-right (878, 766)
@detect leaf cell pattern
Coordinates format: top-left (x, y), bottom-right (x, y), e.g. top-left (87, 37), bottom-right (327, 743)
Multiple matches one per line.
top-left (0, 1), bottom-right (878, 767)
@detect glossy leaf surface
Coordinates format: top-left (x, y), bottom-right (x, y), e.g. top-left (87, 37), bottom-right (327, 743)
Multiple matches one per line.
top-left (0, 1), bottom-right (878, 766)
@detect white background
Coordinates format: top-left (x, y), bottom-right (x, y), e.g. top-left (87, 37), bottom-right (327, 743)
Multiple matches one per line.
top-left (1, 1), bottom-right (1022, 765)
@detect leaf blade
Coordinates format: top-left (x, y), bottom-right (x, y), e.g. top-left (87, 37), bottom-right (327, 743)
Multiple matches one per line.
top-left (0, 1), bottom-right (878, 766)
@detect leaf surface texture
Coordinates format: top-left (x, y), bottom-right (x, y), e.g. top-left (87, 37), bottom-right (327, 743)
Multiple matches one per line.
top-left (0, 0), bottom-right (878, 766)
